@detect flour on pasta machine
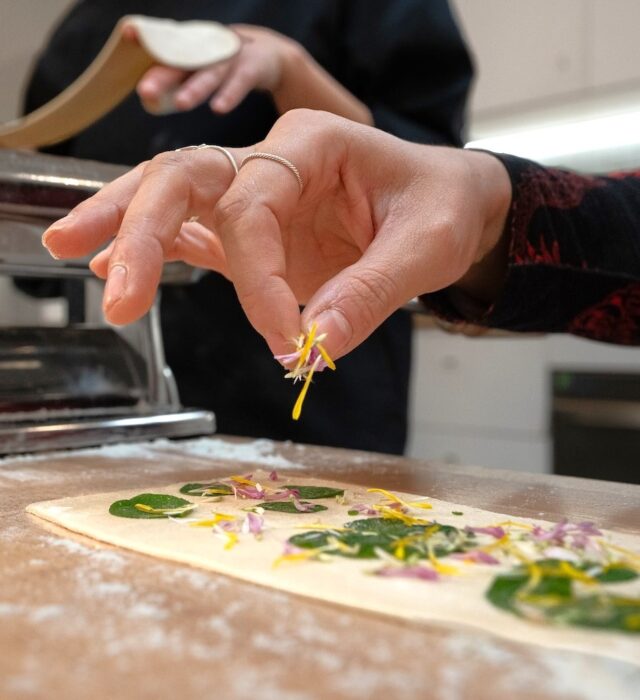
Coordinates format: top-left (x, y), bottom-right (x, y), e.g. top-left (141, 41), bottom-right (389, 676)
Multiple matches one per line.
top-left (0, 148), bottom-right (214, 454)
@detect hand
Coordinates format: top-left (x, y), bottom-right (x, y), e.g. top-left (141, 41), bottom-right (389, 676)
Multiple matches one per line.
top-left (131, 24), bottom-right (300, 115)
top-left (42, 110), bottom-right (511, 359)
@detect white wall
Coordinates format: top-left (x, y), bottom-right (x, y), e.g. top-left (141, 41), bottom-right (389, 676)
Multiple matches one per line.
top-left (0, 0), bottom-right (74, 121)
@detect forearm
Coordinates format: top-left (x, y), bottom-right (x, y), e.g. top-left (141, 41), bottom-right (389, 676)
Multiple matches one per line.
top-left (423, 153), bottom-right (640, 344)
top-left (272, 42), bottom-right (373, 126)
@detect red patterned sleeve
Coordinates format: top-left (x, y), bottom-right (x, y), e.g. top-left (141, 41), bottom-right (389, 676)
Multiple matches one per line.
top-left (421, 154), bottom-right (640, 345)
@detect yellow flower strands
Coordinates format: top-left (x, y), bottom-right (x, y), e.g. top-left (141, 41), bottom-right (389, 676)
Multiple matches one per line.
top-left (367, 487), bottom-right (433, 511)
top-left (277, 322), bottom-right (336, 421)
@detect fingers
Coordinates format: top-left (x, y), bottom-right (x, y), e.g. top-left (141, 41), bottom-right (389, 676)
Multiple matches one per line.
top-left (42, 165), bottom-right (144, 259)
top-left (47, 148), bottom-right (238, 325)
top-left (213, 110), bottom-right (349, 354)
top-left (301, 241), bottom-right (418, 360)
top-left (174, 63), bottom-right (232, 111)
top-left (137, 65), bottom-right (189, 112)
top-left (166, 222), bottom-right (229, 275)
top-left (209, 62), bottom-right (257, 113)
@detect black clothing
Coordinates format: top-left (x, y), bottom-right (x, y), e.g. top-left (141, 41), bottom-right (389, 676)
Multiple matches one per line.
top-left (423, 155), bottom-right (640, 345)
top-left (25, 0), bottom-right (473, 453)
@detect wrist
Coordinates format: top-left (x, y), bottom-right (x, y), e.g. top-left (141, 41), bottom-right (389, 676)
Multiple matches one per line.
top-left (270, 37), bottom-right (306, 94)
top-left (455, 151), bottom-right (512, 304)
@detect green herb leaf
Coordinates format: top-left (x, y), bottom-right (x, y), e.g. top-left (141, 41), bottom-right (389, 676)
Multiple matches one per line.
top-left (109, 493), bottom-right (194, 519)
top-left (347, 509), bottom-right (359, 516)
top-left (179, 482), bottom-right (233, 497)
top-left (596, 566), bottom-right (639, 583)
top-left (486, 560), bottom-right (640, 632)
top-left (288, 517), bottom-right (464, 560)
top-left (283, 485), bottom-right (345, 499)
top-left (259, 501), bottom-right (328, 514)
top-left (452, 511), bottom-right (464, 516)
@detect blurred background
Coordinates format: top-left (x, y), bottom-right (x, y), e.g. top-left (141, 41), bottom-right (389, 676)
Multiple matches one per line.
top-left (1, 0), bottom-right (639, 478)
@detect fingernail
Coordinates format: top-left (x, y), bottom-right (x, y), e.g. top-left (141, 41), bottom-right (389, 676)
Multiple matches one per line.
top-left (42, 214), bottom-right (74, 251)
top-left (104, 265), bottom-right (128, 308)
top-left (313, 309), bottom-right (353, 354)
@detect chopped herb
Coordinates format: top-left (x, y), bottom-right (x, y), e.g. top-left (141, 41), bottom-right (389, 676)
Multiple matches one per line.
top-left (288, 517), bottom-right (464, 560)
top-left (486, 559), bottom-right (640, 632)
top-left (283, 485), bottom-right (345, 499)
top-left (259, 501), bottom-right (328, 514)
top-left (109, 493), bottom-right (195, 519)
top-left (347, 510), bottom-right (359, 516)
top-left (452, 511), bottom-right (464, 516)
top-left (179, 482), bottom-right (233, 497)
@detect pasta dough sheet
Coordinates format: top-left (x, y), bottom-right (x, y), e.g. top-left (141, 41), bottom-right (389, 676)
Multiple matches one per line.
top-left (27, 475), bottom-right (640, 665)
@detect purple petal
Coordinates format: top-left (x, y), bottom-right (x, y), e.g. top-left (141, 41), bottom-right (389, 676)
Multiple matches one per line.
top-left (274, 350), bottom-right (302, 366)
top-left (269, 470), bottom-right (279, 482)
top-left (292, 497), bottom-right (316, 512)
top-left (451, 550), bottom-right (499, 565)
top-left (262, 488), bottom-right (300, 502)
top-left (246, 512), bottom-right (264, 536)
top-left (376, 566), bottom-right (439, 582)
top-left (351, 504), bottom-right (379, 516)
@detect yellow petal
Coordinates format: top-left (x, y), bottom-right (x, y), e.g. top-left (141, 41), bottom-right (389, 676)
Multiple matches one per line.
top-left (292, 356), bottom-right (321, 420)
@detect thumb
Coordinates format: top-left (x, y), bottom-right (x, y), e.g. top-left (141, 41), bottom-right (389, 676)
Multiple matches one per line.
top-left (302, 249), bottom-right (416, 360)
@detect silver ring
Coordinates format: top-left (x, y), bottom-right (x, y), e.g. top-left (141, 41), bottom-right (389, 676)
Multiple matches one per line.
top-left (175, 143), bottom-right (239, 175)
top-left (240, 152), bottom-right (303, 193)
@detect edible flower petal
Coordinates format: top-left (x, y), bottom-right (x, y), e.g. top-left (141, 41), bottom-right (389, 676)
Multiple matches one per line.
top-left (375, 566), bottom-right (439, 581)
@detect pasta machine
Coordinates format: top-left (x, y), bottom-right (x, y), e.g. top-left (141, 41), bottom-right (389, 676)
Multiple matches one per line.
top-left (0, 148), bottom-right (215, 454)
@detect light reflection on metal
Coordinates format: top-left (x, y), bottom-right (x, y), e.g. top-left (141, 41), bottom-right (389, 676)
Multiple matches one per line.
top-left (12, 171), bottom-right (106, 190)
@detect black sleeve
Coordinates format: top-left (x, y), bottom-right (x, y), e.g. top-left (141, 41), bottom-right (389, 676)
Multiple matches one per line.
top-left (343, 0), bottom-right (474, 146)
top-left (422, 155), bottom-right (640, 345)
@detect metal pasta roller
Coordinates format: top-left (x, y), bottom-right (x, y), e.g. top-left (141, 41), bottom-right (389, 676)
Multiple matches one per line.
top-left (0, 148), bottom-right (214, 454)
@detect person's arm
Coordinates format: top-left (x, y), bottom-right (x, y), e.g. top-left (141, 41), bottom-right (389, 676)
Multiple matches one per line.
top-left (422, 155), bottom-right (640, 345)
top-left (40, 111), bottom-right (640, 361)
top-left (135, 24), bottom-right (372, 125)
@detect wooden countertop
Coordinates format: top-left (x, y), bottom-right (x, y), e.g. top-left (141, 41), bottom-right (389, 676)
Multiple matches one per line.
top-left (1, 436), bottom-right (638, 700)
